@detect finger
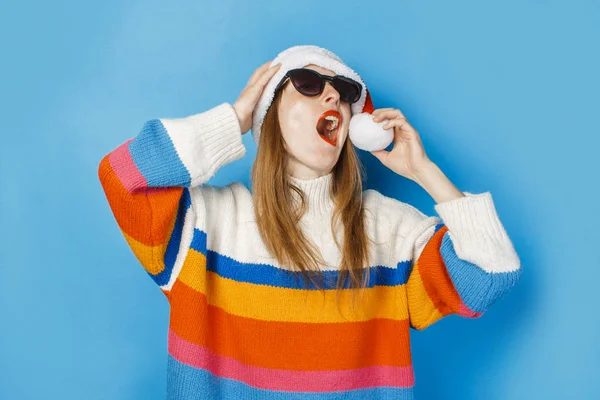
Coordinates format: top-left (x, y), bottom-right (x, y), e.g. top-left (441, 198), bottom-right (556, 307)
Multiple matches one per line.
top-left (374, 109), bottom-right (406, 122)
top-left (254, 62), bottom-right (281, 89)
top-left (248, 60), bottom-right (275, 86)
top-left (383, 118), bottom-right (414, 131)
top-left (244, 63), bottom-right (281, 102)
top-left (382, 118), bottom-right (415, 135)
top-left (372, 108), bottom-right (395, 117)
top-left (370, 149), bottom-right (390, 165)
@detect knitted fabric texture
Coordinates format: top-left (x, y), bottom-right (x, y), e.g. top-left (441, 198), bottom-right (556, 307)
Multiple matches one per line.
top-left (98, 102), bottom-right (522, 399)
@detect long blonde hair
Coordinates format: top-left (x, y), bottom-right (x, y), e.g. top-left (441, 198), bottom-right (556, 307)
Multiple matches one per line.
top-left (250, 83), bottom-right (376, 311)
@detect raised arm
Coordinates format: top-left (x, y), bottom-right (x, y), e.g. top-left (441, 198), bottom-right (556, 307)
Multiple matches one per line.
top-left (391, 192), bottom-right (522, 330)
top-left (98, 102), bottom-right (245, 297)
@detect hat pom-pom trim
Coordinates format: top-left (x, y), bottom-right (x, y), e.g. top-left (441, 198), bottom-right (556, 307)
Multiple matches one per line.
top-left (348, 113), bottom-right (394, 151)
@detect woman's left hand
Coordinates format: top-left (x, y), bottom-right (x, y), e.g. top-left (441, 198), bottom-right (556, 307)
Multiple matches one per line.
top-left (369, 107), bottom-right (432, 182)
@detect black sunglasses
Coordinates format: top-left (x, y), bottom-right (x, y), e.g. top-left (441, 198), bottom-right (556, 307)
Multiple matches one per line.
top-left (274, 68), bottom-right (362, 104)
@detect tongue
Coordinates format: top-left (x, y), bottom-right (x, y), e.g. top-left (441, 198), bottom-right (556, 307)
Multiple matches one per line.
top-left (316, 118), bottom-right (333, 136)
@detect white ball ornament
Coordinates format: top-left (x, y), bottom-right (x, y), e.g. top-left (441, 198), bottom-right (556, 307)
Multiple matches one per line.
top-left (348, 113), bottom-right (394, 152)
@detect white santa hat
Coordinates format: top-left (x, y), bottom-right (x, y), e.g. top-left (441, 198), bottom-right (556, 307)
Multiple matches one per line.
top-left (251, 45), bottom-right (394, 152)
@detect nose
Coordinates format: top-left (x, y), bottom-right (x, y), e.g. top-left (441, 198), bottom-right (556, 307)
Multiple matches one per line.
top-left (321, 81), bottom-right (340, 107)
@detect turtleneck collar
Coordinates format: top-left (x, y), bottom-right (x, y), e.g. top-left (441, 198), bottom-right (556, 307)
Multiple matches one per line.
top-left (287, 172), bottom-right (335, 217)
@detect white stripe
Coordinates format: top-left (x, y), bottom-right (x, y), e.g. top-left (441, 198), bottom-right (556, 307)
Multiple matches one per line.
top-left (187, 183), bottom-right (401, 272)
top-left (161, 191), bottom-right (199, 291)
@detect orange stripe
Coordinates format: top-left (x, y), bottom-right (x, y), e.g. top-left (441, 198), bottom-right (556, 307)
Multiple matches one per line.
top-left (405, 266), bottom-right (443, 329)
top-left (169, 279), bottom-right (412, 371)
top-left (98, 154), bottom-right (183, 246)
top-left (417, 225), bottom-right (459, 316)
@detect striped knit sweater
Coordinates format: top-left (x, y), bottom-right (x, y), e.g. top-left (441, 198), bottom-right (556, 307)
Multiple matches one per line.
top-left (98, 102), bottom-right (522, 399)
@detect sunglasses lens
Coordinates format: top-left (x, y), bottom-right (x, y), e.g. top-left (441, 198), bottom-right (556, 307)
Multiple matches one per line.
top-left (287, 69), bottom-right (362, 103)
top-left (290, 69), bottom-right (322, 95)
top-left (334, 77), bottom-right (361, 103)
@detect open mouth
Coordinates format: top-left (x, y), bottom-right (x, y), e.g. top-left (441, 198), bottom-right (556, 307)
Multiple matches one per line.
top-left (316, 110), bottom-right (341, 147)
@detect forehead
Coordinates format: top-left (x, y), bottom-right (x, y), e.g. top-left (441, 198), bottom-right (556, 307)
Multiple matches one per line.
top-left (303, 64), bottom-right (335, 77)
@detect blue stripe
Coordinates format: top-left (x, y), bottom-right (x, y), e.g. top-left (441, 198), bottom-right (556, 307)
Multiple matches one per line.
top-left (191, 227), bottom-right (208, 255)
top-left (150, 188), bottom-right (193, 286)
top-left (189, 228), bottom-right (412, 290)
top-left (129, 119), bottom-right (191, 187)
top-left (166, 355), bottom-right (415, 400)
top-left (439, 231), bottom-right (522, 313)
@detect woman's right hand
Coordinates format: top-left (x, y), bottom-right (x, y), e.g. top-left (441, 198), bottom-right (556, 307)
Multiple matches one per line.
top-left (233, 60), bottom-right (281, 135)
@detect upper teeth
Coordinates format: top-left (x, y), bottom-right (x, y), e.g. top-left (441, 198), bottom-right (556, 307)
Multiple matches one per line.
top-left (325, 116), bottom-right (339, 130)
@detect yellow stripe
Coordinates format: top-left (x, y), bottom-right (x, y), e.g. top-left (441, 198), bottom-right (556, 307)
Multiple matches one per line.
top-left (177, 249), bottom-right (410, 323)
top-left (122, 230), bottom-right (164, 275)
top-left (120, 210), bottom-right (178, 276)
top-left (405, 260), bottom-right (443, 329)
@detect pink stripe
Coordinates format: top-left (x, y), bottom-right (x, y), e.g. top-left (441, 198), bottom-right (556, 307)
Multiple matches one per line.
top-left (168, 329), bottom-right (414, 392)
top-left (459, 301), bottom-right (483, 318)
top-left (108, 138), bottom-right (148, 193)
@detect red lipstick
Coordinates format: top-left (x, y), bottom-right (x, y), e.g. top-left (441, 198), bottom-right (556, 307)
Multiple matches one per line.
top-left (316, 110), bottom-right (341, 147)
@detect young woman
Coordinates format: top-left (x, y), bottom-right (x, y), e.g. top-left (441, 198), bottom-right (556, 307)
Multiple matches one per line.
top-left (98, 45), bottom-right (522, 399)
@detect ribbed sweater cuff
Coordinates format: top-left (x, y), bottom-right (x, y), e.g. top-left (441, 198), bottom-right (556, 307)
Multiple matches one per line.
top-left (434, 192), bottom-right (505, 241)
top-left (185, 102), bottom-right (246, 183)
top-left (433, 192), bottom-right (518, 268)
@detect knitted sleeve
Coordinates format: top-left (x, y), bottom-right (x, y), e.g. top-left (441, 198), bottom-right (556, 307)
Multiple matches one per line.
top-left (396, 192), bottom-right (522, 330)
top-left (98, 102), bottom-right (246, 297)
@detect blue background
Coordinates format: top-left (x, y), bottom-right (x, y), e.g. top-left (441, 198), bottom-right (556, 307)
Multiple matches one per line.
top-left (1, 0), bottom-right (598, 399)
